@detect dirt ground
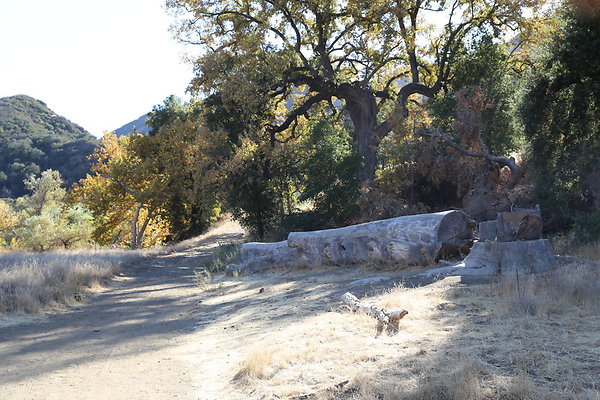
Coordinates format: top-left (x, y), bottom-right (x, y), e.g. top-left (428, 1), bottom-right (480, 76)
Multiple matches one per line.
top-left (0, 222), bottom-right (246, 400)
top-left (1, 222), bottom-right (599, 400)
top-left (0, 221), bottom-right (395, 400)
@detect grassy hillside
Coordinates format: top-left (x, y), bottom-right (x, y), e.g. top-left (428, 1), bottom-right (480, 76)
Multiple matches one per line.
top-left (0, 95), bottom-right (97, 197)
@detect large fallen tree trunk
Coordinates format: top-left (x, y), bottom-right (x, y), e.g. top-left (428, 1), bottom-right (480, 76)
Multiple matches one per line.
top-left (227, 210), bottom-right (475, 275)
top-left (341, 292), bottom-right (408, 336)
top-left (287, 210), bottom-right (475, 266)
top-left (227, 241), bottom-right (307, 275)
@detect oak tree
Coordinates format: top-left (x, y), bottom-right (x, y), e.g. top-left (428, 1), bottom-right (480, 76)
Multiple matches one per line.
top-left (167, 0), bottom-right (544, 185)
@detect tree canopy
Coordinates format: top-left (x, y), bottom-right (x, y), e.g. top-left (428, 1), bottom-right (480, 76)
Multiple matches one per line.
top-left (167, 0), bottom-right (545, 184)
top-left (522, 2), bottom-right (600, 231)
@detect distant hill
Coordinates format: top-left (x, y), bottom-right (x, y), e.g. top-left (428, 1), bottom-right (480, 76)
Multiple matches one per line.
top-left (0, 95), bottom-right (98, 198)
top-left (113, 114), bottom-right (150, 137)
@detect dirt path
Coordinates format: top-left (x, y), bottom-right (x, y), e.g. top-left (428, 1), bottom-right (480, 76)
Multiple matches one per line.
top-left (0, 220), bottom-right (448, 400)
top-left (0, 222), bottom-right (245, 400)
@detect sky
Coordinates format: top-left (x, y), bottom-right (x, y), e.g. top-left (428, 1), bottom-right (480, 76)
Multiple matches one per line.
top-left (0, 0), bottom-right (193, 137)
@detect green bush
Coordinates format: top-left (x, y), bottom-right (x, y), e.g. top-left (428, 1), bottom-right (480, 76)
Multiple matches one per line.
top-left (573, 211), bottom-right (600, 243)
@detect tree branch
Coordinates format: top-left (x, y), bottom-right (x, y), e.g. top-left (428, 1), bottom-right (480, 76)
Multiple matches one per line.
top-left (422, 128), bottom-right (520, 174)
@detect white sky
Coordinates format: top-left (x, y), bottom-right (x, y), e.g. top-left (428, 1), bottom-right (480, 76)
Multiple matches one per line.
top-left (0, 0), bottom-right (193, 137)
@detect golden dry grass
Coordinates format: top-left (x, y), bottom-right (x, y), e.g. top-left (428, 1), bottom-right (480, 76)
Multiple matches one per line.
top-left (0, 217), bottom-right (245, 314)
top-left (571, 241), bottom-right (600, 261)
top-left (194, 260), bottom-right (600, 400)
top-left (0, 249), bottom-right (139, 313)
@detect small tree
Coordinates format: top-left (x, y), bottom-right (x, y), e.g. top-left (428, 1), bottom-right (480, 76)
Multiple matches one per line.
top-left (220, 139), bottom-right (281, 239)
top-left (300, 119), bottom-right (360, 225)
top-left (72, 134), bottom-right (169, 248)
top-left (0, 199), bottom-right (18, 246)
top-left (12, 170), bottom-right (94, 250)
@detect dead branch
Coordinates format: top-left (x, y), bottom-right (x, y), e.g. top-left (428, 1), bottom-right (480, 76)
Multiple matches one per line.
top-left (341, 292), bottom-right (408, 337)
top-left (422, 128), bottom-right (521, 174)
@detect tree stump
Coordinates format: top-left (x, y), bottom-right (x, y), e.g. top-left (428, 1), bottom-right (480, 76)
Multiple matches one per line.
top-left (452, 239), bottom-right (556, 278)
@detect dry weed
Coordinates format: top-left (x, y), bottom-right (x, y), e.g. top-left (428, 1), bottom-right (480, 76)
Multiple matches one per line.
top-left (573, 240), bottom-right (600, 260)
top-left (233, 347), bottom-right (276, 380)
top-left (0, 249), bottom-right (137, 313)
top-left (221, 266), bottom-right (600, 400)
top-left (497, 261), bottom-right (600, 316)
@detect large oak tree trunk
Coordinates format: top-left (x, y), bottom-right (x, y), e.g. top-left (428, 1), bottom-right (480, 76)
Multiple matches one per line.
top-left (339, 84), bottom-right (380, 186)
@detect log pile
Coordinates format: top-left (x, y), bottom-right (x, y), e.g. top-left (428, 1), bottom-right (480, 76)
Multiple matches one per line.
top-left (228, 210), bottom-right (475, 275)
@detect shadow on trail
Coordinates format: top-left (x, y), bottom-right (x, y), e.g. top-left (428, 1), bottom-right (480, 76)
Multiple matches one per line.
top-left (0, 231), bottom-right (243, 386)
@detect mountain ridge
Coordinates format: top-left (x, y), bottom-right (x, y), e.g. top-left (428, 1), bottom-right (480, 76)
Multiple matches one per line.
top-left (0, 95), bottom-right (98, 197)
top-left (112, 114), bottom-right (150, 137)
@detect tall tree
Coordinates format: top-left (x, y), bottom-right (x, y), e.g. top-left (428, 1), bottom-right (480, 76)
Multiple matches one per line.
top-left (522, 1), bottom-right (600, 230)
top-left (72, 134), bottom-right (169, 248)
top-left (167, 0), bottom-right (543, 185)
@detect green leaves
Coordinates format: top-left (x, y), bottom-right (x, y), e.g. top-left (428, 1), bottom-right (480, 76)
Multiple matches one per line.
top-left (522, 6), bottom-right (600, 230)
top-left (2, 170), bottom-right (95, 250)
top-left (300, 119), bottom-right (360, 225)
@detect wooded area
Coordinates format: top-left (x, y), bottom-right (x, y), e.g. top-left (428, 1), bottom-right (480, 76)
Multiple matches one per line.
top-left (0, 0), bottom-right (598, 251)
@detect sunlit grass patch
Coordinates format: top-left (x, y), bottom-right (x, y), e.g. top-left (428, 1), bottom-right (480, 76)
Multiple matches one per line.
top-left (0, 249), bottom-right (140, 313)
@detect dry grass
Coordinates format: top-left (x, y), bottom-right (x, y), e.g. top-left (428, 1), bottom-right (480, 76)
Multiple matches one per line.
top-left (233, 347), bottom-right (277, 380)
top-left (0, 217), bottom-right (245, 314)
top-left (0, 249), bottom-right (145, 314)
top-left (197, 260), bottom-right (600, 400)
top-left (499, 262), bottom-right (600, 316)
top-left (553, 237), bottom-right (600, 261)
top-left (571, 241), bottom-right (600, 261)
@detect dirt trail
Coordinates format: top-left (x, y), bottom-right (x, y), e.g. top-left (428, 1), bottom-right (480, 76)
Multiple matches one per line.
top-left (0, 220), bottom-right (438, 400)
top-left (0, 221), bottom-right (245, 400)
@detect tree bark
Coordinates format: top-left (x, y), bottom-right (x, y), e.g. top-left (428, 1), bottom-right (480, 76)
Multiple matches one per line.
top-left (228, 241), bottom-right (306, 275)
top-left (287, 210), bottom-right (474, 267)
top-left (337, 84), bottom-right (380, 186)
top-left (131, 204), bottom-right (142, 249)
top-left (452, 239), bottom-right (556, 279)
top-left (229, 210), bottom-right (475, 274)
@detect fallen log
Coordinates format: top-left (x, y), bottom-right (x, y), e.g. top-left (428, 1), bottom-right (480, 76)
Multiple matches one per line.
top-left (227, 241), bottom-right (307, 275)
top-left (228, 210), bottom-right (475, 274)
top-left (341, 292), bottom-right (408, 337)
top-left (287, 210), bottom-right (475, 267)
